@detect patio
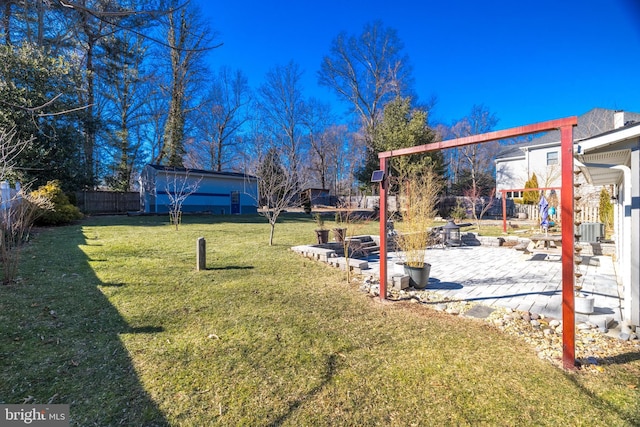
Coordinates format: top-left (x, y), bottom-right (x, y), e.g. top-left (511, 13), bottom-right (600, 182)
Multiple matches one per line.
top-left (366, 244), bottom-right (623, 328)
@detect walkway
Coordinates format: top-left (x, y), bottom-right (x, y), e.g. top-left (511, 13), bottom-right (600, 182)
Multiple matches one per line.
top-left (365, 245), bottom-right (623, 327)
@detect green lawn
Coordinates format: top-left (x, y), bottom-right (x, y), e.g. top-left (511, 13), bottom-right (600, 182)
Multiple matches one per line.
top-left (1, 214), bottom-right (638, 426)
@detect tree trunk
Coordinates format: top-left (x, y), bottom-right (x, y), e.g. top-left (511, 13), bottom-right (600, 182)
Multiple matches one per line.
top-left (3, 2), bottom-right (11, 45)
top-left (269, 222), bottom-right (275, 246)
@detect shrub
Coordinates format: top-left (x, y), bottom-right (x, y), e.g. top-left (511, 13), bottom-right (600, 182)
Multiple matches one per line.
top-left (599, 187), bottom-right (613, 230)
top-left (523, 173), bottom-right (539, 205)
top-left (31, 181), bottom-right (83, 225)
top-left (450, 200), bottom-right (467, 221)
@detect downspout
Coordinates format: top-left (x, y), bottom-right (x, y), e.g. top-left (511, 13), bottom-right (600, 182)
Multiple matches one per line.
top-left (611, 165), bottom-right (631, 322)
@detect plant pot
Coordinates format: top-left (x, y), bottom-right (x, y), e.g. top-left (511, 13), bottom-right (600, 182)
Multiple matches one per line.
top-left (315, 229), bottom-right (330, 244)
top-left (332, 227), bottom-right (347, 242)
top-left (575, 295), bottom-right (595, 314)
top-left (403, 263), bottom-right (431, 289)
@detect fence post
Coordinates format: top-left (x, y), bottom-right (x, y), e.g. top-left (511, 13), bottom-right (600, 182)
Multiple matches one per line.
top-left (196, 237), bottom-right (206, 271)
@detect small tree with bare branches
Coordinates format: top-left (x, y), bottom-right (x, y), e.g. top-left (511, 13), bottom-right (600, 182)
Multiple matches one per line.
top-left (250, 147), bottom-right (300, 246)
top-left (164, 170), bottom-right (202, 230)
top-left (464, 187), bottom-right (496, 231)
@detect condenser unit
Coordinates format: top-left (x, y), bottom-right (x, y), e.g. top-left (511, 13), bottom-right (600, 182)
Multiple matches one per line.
top-left (579, 222), bottom-right (604, 243)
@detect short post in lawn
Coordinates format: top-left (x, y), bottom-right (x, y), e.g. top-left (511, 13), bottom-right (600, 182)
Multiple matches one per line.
top-left (197, 237), bottom-right (206, 271)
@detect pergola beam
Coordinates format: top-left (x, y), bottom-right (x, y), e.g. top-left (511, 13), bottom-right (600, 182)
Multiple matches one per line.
top-left (379, 118), bottom-right (578, 159)
top-left (378, 116), bottom-right (578, 369)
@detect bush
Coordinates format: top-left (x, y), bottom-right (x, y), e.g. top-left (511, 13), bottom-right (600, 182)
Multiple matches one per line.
top-left (599, 187), bottom-right (613, 230)
top-left (523, 173), bottom-right (539, 205)
top-left (450, 200), bottom-right (467, 221)
top-left (31, 181), bottom-right (83, 226)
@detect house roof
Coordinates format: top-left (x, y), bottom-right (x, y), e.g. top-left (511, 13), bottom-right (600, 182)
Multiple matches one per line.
top-left (146, 164), bottom-right (257, 180)
top-left (495, 143), bottom-right (528, 160)
top-left (575, 121), bottom-right (640, 186)
top-left (495, 108), bottom-right (640, 160)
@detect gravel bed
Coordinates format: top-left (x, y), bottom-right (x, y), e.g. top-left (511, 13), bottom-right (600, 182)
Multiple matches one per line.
top-left (359, 277), bottom-right (640, 372)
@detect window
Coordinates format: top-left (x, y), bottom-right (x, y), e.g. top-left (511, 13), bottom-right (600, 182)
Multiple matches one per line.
top-left (505, 191), bottom-right (522, 199)
top-left (547, 151), bottom-right (558, 165)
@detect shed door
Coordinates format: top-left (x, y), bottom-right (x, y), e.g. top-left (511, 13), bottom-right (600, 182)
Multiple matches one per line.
top-left (231, 191), bottom-right (240, 214)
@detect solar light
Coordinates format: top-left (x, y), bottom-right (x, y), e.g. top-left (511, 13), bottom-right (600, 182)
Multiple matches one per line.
top-left (371, 170), bottom-right (385, 183)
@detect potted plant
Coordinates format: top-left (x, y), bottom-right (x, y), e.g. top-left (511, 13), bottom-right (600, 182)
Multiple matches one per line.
top-left (395, 169), bottom-right (441, 289)
top-left (332, 210), bottom-right (347, 242)
top-left (314, 213), bottom-right (329, 244)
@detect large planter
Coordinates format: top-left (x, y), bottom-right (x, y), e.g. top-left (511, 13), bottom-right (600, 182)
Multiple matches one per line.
top-left (403, 263), bottom-right (432, 289)
top-left (315, 229), bottom-right (330, 244)
top-left (575, 295), bottom-right (595, 314)
top-left (332, 227), bottom-right (347, 242)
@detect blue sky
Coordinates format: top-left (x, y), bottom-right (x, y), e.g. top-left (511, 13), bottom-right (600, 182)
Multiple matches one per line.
top-left (196, 0), bottom-right (640, 130)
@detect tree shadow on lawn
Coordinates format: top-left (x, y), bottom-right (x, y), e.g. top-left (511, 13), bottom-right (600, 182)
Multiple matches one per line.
top-left (266, 353), bottom-right (339, 426)
top-left (206, 265), bottom-right (254, 271)
top-left (0, 224), bottom-right (169, 426)
top-left (79, 212), bottom-right (320, 228)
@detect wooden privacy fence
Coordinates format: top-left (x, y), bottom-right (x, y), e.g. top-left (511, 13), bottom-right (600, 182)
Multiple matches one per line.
top-left (75, 191), bottom-right (140, 214)
top-left (515, 204), bottom-right (601, 223)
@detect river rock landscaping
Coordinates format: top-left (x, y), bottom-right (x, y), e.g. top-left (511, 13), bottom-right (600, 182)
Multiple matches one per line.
top-left (359, 276), bottom-right (640, 373)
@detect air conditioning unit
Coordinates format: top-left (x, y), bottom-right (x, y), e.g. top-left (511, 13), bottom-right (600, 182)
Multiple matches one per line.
top-left (579, 222), bottom-right (604, 243)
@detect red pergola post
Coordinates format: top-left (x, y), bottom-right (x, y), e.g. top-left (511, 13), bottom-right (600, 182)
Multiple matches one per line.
top-left (560, 125), bottom-right (575, 370)
top-left (501, 190), bottom-right (507, 232)
top-left (378, 157), bottom-right (388, 300)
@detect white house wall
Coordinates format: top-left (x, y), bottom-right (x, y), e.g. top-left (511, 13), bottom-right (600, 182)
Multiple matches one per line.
top-left (496, 145), bottom-right (562, 192)
top-left (525, 146), bottom-right (562, 187)
top-left (630, 146), bottom-right (640, 325)
top-left (496, 157), bottom-right (527, 192)
top-left (576, 132), bottom-right (640, 327)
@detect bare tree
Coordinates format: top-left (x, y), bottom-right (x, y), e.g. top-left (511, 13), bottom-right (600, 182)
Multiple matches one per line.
top-left (101, 29), bottom-right (150, 191)
top-left (257, 61), bottom-right (307, 183)
top-left (303, 98), bottom-right (338, 190)
top-left (318, 21), bottom-right (413, 179)
top-left (250, 146), bottom-right (300, 246)
top-left (463, 187), bottom-right (496, 231)
top-left (189, 67), bottom-right (251, 171)
top-left (444, 105), bottom-right (499, 195)
top-left (156, 0), bottom-right (216, 166)
top-left (164, 169), bottom-right (202, 230)
top-left (334, 129), bottom-right (366, 200)
top-left (0, 129), bottom-right (52, 284)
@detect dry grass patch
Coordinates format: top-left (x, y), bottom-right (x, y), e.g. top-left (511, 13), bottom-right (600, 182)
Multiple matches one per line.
top-left (0, 214), bottom-right (638, 426)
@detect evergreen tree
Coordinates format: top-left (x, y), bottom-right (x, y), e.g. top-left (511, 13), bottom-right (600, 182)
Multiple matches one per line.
top-left (523, 173), bottom-right (540, 205)
top-left (599, 187), bottom-right (613, 230)
top-left (0, 43), bottom-right (87, 189)
top-left (359, 96), bottom-right (444, 189)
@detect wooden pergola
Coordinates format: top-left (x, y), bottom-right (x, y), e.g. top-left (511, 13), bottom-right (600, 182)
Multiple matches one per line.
top-left (377, 117), bottom-right (579, 370)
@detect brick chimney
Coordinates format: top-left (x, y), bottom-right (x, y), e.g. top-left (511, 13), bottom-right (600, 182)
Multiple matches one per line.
top-left (614, 110), bottom-right (625, 129)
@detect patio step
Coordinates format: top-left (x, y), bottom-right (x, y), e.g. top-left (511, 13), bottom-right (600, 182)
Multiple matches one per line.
top-left (346, 238), bottom-right (380, 257)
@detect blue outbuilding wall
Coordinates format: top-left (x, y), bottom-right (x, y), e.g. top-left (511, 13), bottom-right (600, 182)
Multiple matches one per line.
top-left (140, 165), bottom-right (258, 214)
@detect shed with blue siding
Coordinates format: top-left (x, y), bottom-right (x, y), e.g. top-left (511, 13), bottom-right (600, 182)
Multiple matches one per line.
top-left (140, 164), bottom-right (258, 214)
